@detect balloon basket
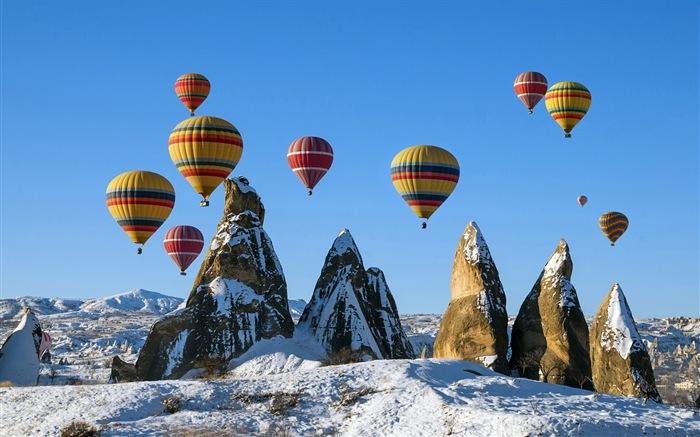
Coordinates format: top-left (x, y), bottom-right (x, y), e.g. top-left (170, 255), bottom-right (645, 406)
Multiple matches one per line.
top-left (308, 190), bottom-right (313, 196)
top-left (421, 222), bottom-right (427, 229)
top-left (564, 133), bottom-right (572, 138)
top-left (528, 110), bottom-right (533, 114)
top-left (200, 200), bottom-right (209, 207)
top-left (180, 271), bottom-right (187, 276)
top-left (137, 247), bottom-right (143, 254)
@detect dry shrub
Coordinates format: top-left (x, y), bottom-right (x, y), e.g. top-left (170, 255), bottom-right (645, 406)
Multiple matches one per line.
top-left (195, 355), bottom-right (229, 379)
top-left (59, 421), bottom-right (101, 437)
top-left (321, 347), bottom-right (366, 366)
top-left (162, 396), bottom-right (182, 414)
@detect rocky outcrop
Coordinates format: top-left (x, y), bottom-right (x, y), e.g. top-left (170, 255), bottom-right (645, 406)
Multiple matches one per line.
top-left (510, 239), bottom-right (593, 390)
top-left (116, 177), bottom-right (295, 381)
top-left (590, 283), bottom-right (661, 402)
top-left (0, 309), bottom-right (43, 386)
top-left (296, 229), bottom-right (414, 360)
top-left (433, 222), bottom-right (509, 374)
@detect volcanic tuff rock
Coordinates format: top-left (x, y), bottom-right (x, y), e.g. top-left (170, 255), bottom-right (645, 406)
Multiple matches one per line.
top-left (433, 221), bottom-right (509, 374)
top-left (510, 239), bottom-right (594, 390)
top-left (296, 229), bottom-right (414, 360)
top-left (113, 177), bottom-right (295, 381)
top-left (590, 283), bottom-right (661, 402)
top-left (0, 309), bottom-right (43, 386)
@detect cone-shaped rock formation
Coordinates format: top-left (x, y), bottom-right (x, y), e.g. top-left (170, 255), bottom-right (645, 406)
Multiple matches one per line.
top-left (590, 283), bottom-right (661, 402)
top-left (0, 309), bottom-right (44, 386)
top-left (112, 177), bottom-right (295, 381)
top-left (510, 239), bottom-right (593, 390)
top-left (433, 221), bottom-right (509, 374)
top-left (296, 229), bottom-right (414, 360)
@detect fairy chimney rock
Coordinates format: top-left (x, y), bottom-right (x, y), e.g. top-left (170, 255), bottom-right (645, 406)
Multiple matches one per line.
top-left (590, 283), bottom-right (661, 402)
top-left (433, 221), bottom-right (509, 374)
top-left (510, 239), bottom-right (593, 390)
top-left (120, 177), bottom-right (295, 381)
top-left (296, 229), bottom-right (414, 360)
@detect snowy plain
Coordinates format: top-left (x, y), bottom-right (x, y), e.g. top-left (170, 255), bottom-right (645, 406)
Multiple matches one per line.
top-left (0, 290), bottom-right (698, 437)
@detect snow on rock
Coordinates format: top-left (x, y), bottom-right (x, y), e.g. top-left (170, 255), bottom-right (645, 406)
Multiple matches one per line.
top-left (297, 229), bottom-right (414, 360)
top-left (434, 221), bottom-right (509, 375)
top-left (0, 309), bottom-right (43, 386)
top-left (590, 283), bottom-right (661, 402)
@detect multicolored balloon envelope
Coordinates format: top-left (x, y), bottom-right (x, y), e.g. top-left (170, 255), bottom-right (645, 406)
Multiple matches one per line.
top-left (390, 145), bottom-right (460, 228)
top-left (514, 71), bottom-right (548, 114)
top-left (175, 73), bottom-right (211, 116)
top-left (163, 225), bottom-right (205, 275)
top-left (545, 81), bottom-right (592, 137)
top-left (287, 136), bottom-right (334, 195)
top-left (168, 115), bottom-right (243, 206)
top-left (577, 195), bottom-right (588, 207)
top-left (599, 211), bottom-right (628, 246)
top-left (106, 170), bottom-right (175, 253)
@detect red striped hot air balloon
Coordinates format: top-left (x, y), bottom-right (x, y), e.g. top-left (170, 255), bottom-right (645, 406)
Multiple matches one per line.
top-left (287, 136), bottom-right (334, 195)
top-left (599, 212), bottom-right (628, 246)
top-left (175, 73), bottom-right (211, 116)
top-left (514, 71), bottom-right (548, 114)
top-left (577, 195), bottom-right (588, 207)
top-left (163, 225), bottom-right (205, 275)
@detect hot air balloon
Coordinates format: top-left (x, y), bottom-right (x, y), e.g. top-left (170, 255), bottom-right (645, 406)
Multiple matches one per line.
top-left (514, 71), bottom-right (548, 114)
top-left (599, 211), bottom-right (628, 246)
top-left (106, 170), bottom-right (175, 253)
top-left (545, 81), bottom-right (592, 138)
top-left (168, 115), bottom-right (243, 206)
top-left (287, 136), bottom-right (334, 195)
top-left (390, 145), bottom-right (460, 228)
top-left (163, 225), bottom-right (205, 275)
top-left (175, 73), bottom-right (211, 116)
top-left (577, 195), bottom-right (588, 207)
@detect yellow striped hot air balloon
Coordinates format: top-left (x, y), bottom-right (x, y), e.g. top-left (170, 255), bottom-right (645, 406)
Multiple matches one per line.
top-left (599, 211), bottom-right (628, 246)
top-left (175, 73), bottom-right (211, 116)
top-left (168, 116), bottom-right (243, 206)
top-left (545, 81), bottom-right (592, 138)
top-left (106, 170), bottom-right (175, 253)
top-left (390, 145), bottom-right (460, 228)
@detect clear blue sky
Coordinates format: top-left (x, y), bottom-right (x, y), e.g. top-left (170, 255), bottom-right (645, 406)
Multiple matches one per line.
top-left (1, 1), bottom-right (698, 318)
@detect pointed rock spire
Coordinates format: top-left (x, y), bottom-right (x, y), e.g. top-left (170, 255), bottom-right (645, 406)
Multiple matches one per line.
top-left (433, 221), bottom-right (509, 374)
top-left (0, 309), bottom-right (43, 386)
top-left (118, 177), bottom-right (295, 381)
top-left (590, 283), bottom-right (661, 402)
top-left (510, 239), bottom-right (593, 389)
top-left (297, 229), bottom-right (414, 360)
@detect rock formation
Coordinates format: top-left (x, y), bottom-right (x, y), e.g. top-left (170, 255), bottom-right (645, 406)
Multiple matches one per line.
top-left (0, 308), bottom-right (43, 386)
top-left (510, 239), bottom-right (594, 390)
top-left (296, 229), bottom-right (414, 360)
top-left (112, 177), bottom-right (295, 381)
top-left (590, 283), bottom-right (661, 402)
top-left (433, 221), bottom-right (509, 374)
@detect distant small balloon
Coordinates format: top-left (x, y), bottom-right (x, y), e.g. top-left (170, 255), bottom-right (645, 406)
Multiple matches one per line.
top-left (577, 195), bottom-right (588, 207)
top-left (175, 73), bottom-right (211, 116)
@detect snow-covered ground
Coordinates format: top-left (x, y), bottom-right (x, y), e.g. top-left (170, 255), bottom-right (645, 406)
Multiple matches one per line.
top-left (1, 290), bottom-right (698, 436)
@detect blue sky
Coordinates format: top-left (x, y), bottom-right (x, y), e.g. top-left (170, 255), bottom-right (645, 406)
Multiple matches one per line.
top-left (1, 1), bottom-right (698, 318)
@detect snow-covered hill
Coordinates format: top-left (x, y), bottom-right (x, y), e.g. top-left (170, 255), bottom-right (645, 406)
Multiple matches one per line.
top-left (0, 291), bottom-right (698, 436)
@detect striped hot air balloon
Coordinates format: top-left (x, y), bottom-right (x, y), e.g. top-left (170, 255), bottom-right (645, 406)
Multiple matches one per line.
top-left (577, 195), bottom-right (588, 207)
top-left (599, 211), bottom-right (628, 246)
top-left (287, 136), bottom-right (334, 195)
top-left (106, 170), bottom-right (175, 253)
top-left (175, 73), bottom-right (211, 116)
top-left (390, 145), bottom-right (460, 228)
top-left (163, 225), bottom-right (205, 275)
top-left (168, 115), bottom-right (243, 206)
top-left (545, 81), bottom-right (592, 138)
top-left (514, 71), bottom-right (548, 114)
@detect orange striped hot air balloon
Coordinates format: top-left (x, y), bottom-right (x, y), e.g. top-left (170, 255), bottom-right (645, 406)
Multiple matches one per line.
top-left (175, 73), bottom-right (211, 116)
top-left (577, 195), bottom-right (588, 207)
top-left (287, 136), bottom-right (334, 195)
top-left (390, 145), bottom-right (460, 229)
top-left (168, 115), bottom-right (243, 206)
top-left (599, 211), bottom-right (628, 246)
top-left (106, 170), bottom-right (175, 254)
top-left (514, 71), bottom-right (548, 114)
top-left (163, 225), bottom-right (205, 275)
top-left (545, 81), bottom-right (592, 138)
